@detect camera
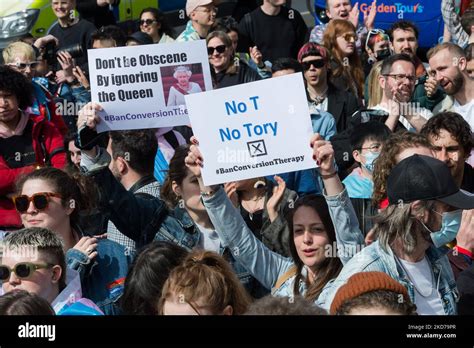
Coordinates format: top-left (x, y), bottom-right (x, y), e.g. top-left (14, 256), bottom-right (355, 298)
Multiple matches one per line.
top-left (43, 41), bottom-right (84, 66)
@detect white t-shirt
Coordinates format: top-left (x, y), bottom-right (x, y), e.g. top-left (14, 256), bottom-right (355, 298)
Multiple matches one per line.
top-left (399, 257), bottom-right (445, 315)
top-left (195, 223), bottom-right (221, 253)
top-left (453, 99), bottom-right (474, 130)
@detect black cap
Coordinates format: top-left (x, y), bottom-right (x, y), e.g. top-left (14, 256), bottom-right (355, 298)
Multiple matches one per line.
top-left (126, 31), bottom-right (153, 45)
top-left (387, 154), bottom-right (474, 209)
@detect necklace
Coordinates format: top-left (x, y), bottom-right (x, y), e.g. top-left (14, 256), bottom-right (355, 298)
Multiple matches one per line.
top-left (308, 87), bottom-right (328, 105)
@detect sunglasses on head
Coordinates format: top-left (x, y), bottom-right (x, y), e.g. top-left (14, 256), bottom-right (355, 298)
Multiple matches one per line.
top-left (0, 262), bottom-right (54, 282)
top-left (139, 19), bottom-right (157, 26)
top-left (302, 59), bottom-right (326, 70)
top-left (207, 45), bottom-right (226, 55)
top-left (13, 192), bottom-right (62, 213)
top-left (365, 28), bottom-right (387, 50)
top-left (8, 61), bottom-right (40, 70)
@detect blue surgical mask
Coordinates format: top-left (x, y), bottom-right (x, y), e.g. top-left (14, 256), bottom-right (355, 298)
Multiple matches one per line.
top-left (426, 209), bottom-right (463, 248)
top-left (362, 151), bottom-right (380, 173)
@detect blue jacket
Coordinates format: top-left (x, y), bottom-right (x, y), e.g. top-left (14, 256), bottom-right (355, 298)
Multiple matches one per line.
top-left (202, 186), bottom-right (361, 298)
top-left (316, 240), bottom-right (458, 314)
top-left (85, 165), bottom-right (267, 297)
top-left (66, 234), bottom-right (132, 315)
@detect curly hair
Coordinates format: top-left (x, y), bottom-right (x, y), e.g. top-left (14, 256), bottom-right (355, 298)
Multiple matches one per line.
top-left (0, 66), bottom-right (34, 110)
top-left (372, 131), bottom-right (431, 207)
top-left (420, 112), bottom-right (473, 157)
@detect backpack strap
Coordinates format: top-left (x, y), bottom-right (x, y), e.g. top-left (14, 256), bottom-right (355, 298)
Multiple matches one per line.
top-left (273, 265), bottom-right (297, 291)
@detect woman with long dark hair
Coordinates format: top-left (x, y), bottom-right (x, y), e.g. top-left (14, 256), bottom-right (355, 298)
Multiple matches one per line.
top-left (185, 134), bottom-right (362, 302)
top-left (139, 7), bottom-right (175, 43)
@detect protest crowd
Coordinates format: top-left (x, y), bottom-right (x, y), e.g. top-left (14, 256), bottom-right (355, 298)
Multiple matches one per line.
top-left (1, 0), bottom-right (474, 317)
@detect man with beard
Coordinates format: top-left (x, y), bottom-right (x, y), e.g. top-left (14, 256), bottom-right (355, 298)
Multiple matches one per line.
top-left (98, 130), bottom-right (160, 254)
top-left (421, 112), bottom-right (474, 193)
top-left (317, 154), bottom-right (474, 315)
top-left (372, 54), bottom-right (431, 132)
top-left (387, 21), bottom-right (446, 111)
top-left (428, 43), bottom-right (474, 131)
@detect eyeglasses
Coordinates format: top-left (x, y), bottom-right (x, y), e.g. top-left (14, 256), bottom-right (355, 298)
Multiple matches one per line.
top-left (195, 7), bottom-right (218, 14)
top-left (8, 61), bottom-right (40, 70)
top-left (302, 59), bottom-right (326, 70)
top-left (139, 19), bottom-right (158, 26)
top-left (0, 263), bottom-right (54, 282)
top-left (207, 45), bottom-right (226, 55)
top-left (365, 29), bottom-right (388, 50)
top-left (384, 74), bottom-right (417, 84)
top-left (359, 143), bottom-right (382, 153)
top-left (13, 192), bottom-right (62, 213)
top-left (340, 33), bottom-right (357, 42)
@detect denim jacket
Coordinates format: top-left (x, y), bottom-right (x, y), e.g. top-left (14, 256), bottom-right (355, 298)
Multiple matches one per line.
top-left (316, 241), bottom-right (458, 314)
top-left (202, 187), bottom-right (362, 298)
top-left (66, 228), bottom-right (132, 315)
top-left (82, 152), bottom-right (266, 296)
top-left (316, 190), bottom-right (458, 314)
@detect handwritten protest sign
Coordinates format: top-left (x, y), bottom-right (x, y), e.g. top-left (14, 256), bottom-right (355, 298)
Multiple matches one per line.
top-left (185, 73), bottom-right (316, 186)
top-left (87, 40), bottom-right (213, 133)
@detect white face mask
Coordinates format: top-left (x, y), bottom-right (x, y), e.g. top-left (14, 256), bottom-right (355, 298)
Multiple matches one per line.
top-left (419, 209), bottom-right (463, 248)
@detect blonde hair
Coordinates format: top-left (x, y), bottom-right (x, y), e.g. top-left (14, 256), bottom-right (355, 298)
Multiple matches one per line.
top-left (367, 61), bottom-right (383, 108)
top-left (158, 250), bottom-right (251, 315)
top-left (3, 41), bottom-right (36, 64)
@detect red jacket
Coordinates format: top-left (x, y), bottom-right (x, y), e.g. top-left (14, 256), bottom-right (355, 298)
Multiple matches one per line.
top-left (0, 115), bottom-right (66, 228)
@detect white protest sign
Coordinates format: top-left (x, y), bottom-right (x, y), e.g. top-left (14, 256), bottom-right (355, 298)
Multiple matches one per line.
top-left (185, 73), bottom-right (316, 186)
top-left (87, 40), bottom-right (213, 133)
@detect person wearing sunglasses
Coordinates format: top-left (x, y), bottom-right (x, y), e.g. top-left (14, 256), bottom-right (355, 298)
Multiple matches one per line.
top-left (323, 20), bottom-right (365, 103)
top-left (12, 167), bottom-right (132, 315)
top-left (213, 17), bottom-right (271, 80)
top-left (2, 42), bottom-right (69, 136)
top-left (206, 31), bottom-right (261, 89)
top-left (1, 227), bottom-right (103, 315)
top-left (139, 7), bottom-right (175, 44)
top-left (176, 0), bottom-right (217, 42)
top-left (310, 0), bottom-right (377, 53)
top-left (0, 67), bottom-right (67, 231)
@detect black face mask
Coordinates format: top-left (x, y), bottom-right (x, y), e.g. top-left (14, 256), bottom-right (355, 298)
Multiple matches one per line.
top-left (375, 48), bottom-right (391, 61)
